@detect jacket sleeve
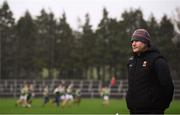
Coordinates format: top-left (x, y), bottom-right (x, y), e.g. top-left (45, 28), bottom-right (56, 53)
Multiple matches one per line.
top-left (154, 58), bottom-right (174, 107)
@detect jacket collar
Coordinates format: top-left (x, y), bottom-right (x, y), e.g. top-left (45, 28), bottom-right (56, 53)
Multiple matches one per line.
top-left (132, 46), bottom-right (160, 58)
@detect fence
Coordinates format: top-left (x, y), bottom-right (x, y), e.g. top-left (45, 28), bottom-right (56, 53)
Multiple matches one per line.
top-left (0, 79), bottom-right (179, 99)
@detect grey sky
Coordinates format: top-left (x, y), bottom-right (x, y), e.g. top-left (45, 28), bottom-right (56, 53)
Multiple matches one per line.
top-left (1, 0), bottom-right (180, 30)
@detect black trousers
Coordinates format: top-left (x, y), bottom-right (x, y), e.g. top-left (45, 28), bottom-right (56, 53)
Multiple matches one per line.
top-left (130, 108), bottom-right (165, 114)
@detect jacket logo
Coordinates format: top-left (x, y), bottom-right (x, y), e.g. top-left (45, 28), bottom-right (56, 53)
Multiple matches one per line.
top-left (129, 64), bottom-right (133, 67)
top-left (142, 61), bottom-right (147, 67)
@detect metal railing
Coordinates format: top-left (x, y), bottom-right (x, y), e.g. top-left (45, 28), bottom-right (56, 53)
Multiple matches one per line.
top-left (0, 79), bottom-right (179, 99)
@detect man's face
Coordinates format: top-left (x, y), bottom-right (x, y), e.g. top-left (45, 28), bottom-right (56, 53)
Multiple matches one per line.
top-left (131, 40), bottom-right (147, 53)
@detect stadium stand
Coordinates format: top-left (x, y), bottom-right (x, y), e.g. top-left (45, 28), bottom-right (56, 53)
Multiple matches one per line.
top-left (0, 79), bottom-right (179, 99)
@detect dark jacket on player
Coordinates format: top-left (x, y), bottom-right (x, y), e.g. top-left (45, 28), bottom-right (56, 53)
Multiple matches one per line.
top-left (126, 47), bottom-right (174, 110)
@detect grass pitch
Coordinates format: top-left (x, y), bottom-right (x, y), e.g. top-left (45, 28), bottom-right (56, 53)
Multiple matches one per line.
top-left (0, 98), bottom-right (179, 114)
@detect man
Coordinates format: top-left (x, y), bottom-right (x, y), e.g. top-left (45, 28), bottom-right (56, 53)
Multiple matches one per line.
top-left (26, 83), bottom-right (34, 107)
top-left (16, 83), bottom-right (29, 107)
top-left (100, 84), bottom-right (110, 106)
top-left (110, 75), bottom-right (116, 87)
top-left (53, 85), bottom-right (61, 107)
top-left (66, 83), bottom-right (74, 106)
top-left (42, 85), bottom-right (49, 106)
top-left (126, 28), bottom-right (174, 114)
top-left (74, 87), bottom-right (81, 105)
